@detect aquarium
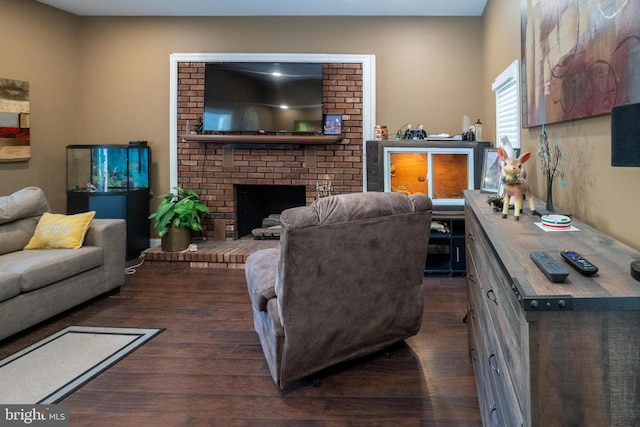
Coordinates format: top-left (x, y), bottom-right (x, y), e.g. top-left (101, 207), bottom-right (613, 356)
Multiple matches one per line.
top-left (66, 144), bottom-right (149, 192)
top-left (66, 143), bottom-right (151, 259)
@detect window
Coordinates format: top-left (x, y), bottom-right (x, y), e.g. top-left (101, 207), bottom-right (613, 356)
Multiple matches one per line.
top-left (492, 60), bottom-right (520, 150)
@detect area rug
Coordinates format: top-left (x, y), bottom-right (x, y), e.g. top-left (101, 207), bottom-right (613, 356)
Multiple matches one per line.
top-left (0, 326), bottom-right (163, 404)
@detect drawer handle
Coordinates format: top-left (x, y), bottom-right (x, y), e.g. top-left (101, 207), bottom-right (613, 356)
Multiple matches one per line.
top-left (468, 274), bottom-right (475, 283)
top-left (486, 289), bottom-right (499, 305)
top-left (462, 307), bottom-right (475, 323)
top-left (467, 233), bottom-right (474, 241)
top-left (489, 353), bottom-right (500, 376)
top-left (490, 407), bottom-right (500, 427)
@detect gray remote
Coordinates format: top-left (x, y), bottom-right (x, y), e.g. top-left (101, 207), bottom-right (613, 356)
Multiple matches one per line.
top-left (530, 251), bottom-right (570, 283)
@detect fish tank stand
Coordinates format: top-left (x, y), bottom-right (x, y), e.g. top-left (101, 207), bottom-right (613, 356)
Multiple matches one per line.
top-left (66, 143), bottom-right (150, 259)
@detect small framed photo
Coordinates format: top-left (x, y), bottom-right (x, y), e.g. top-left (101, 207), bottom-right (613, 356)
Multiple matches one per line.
top-left (480, 148), bottom-right (502, 193)
top-left (323, 114), bottom-right (342, 135)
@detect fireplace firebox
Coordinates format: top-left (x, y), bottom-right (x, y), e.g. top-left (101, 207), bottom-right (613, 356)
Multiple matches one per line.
top-left (235, 185), bottom-right (306, 238)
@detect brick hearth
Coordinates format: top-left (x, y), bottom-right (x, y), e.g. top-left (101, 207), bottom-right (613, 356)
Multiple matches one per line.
top-left (145, 238), bottom-right (278, 269)
top-left (175, 62), bottom-right (364, 241)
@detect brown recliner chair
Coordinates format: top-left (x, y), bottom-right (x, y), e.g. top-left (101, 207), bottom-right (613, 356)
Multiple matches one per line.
top-left (245, 191), bottom-right (433, 389)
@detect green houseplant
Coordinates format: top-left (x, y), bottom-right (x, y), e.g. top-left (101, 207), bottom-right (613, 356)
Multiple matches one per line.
top-left (149, 186), bottom-right (210, 251)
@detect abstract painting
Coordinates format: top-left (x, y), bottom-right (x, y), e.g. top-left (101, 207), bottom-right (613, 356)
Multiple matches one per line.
top-left (0, 78), bottom-right (30, 162)
top-left (521, 0), bottom-right (640, 127)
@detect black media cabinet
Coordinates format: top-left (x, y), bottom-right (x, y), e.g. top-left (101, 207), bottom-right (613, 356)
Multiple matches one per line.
top-left (425, 213), bottom-right (466, 276)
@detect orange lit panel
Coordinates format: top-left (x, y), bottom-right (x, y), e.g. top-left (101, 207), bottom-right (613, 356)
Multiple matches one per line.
top-left (389, 152), bottom-right (428, 195)
top-left (432, 153), bottom-right (469, 199)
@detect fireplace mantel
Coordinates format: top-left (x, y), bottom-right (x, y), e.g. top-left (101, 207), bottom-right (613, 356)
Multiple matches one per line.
top-left (182, 134), bottom-right (343, 145)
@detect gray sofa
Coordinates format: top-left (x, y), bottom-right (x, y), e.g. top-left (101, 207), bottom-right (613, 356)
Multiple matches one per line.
top-left (0, 187), bottom-right (126, 342)
top-left (245, 191), bottom-right (433, 389)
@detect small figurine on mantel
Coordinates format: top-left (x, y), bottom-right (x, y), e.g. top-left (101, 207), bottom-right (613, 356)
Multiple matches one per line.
top-left (498, 147), bottom-right (538, 221)
top-left (194, 117), bottom-right (203, 134)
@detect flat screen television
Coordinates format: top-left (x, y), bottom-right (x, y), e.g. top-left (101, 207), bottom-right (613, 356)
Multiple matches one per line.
top-left (203, 62), bottom-right (323, 134)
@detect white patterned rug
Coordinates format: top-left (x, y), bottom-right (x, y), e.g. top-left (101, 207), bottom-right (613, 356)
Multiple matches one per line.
top-left (0, 326), bottom-right (163, 404)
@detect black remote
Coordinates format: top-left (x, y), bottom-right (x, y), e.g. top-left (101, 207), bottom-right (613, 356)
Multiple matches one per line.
top-left (530, 251), bottom-right (570, 283)
top-left (560, 251), bottom-right (598, 276)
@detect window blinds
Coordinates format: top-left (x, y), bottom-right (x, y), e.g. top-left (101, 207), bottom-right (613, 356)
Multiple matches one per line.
top-left (492, 60), bottom-right (520, 149)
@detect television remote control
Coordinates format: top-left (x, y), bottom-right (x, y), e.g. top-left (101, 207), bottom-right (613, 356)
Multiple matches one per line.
top-left (530, 251), bottom-right (570, 283)
top-left (560, 251), bottom-right (599, 276)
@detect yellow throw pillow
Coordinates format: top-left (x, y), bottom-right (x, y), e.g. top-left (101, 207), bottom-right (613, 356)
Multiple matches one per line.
top-left (24, 211), bottom-right (96, 249)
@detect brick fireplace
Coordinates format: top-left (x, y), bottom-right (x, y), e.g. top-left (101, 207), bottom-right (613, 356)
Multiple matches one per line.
top-left (175, 62), bottom-right (365, 240)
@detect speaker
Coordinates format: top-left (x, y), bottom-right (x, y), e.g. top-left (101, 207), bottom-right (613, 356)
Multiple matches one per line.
top-left (611, 102), bottom-right (640, 167)
top-left (365, 140), bottom-right (382, 191)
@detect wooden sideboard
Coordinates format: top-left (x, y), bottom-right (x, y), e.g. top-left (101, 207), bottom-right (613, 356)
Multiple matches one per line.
top-left (464, 190), bottom-right (640, 427)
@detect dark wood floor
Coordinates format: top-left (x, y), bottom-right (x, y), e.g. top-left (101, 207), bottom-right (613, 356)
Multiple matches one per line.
top-left (0, 265), bottom-right (481, 426)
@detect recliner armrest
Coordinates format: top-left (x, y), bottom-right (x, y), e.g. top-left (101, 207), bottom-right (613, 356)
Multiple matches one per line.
top-left (245, 247), bottom-right (279, 312)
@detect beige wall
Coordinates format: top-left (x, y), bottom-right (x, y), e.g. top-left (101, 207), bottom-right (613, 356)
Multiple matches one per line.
top-left (0, 0), bottom-right (79, 211)
top-left (1, 0), bottom-right (638, 250)
top-left (73, 15), bottom-right (483, 205)
top-left (483, 0), bottom-right (640, 249)
top-left (2, 5), bottom-right (483, 212)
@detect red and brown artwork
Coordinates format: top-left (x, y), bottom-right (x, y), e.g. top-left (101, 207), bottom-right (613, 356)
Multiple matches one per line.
top-left (521, 0), bottom-right (640, 127)
top-left (0, 78), bottom-right (30, 162)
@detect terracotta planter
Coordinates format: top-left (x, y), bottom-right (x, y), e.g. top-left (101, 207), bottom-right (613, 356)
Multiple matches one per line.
top-left (161, 227), bottom-right (192, 252)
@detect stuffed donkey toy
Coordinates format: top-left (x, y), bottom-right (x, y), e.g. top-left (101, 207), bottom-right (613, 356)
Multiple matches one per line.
top-left (498, 147), bottom-right (538, 220)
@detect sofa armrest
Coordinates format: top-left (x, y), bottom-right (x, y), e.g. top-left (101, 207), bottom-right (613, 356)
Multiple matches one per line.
top-left (84, 219), bottom-right (126, 288)
top-left (245, 247), bottom-right (279, 312)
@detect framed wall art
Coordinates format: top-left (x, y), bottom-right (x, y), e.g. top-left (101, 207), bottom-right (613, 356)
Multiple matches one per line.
top-left (521, 0), bottom-right (640, 127)
top-left (0, 78), bottom-right (30, 162)
top-left (323, 114), bottom-right (342, 135)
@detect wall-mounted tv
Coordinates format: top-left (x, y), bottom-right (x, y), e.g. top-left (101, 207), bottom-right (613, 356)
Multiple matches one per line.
top-left (203, 62), bottom-right (323, 134)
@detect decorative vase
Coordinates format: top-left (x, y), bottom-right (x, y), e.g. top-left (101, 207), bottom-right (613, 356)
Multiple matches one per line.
top-left (546, 177), bottom-right (555, 212)
top-left (161, 227), bottom-right (191, 252)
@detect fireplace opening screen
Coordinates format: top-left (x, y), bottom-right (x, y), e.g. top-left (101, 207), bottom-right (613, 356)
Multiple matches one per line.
top-left (383, 147), bottom-right (474, 206)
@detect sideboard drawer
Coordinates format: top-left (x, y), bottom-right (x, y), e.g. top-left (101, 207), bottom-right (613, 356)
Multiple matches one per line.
top-left (481, 269), bottom-right (528, 410)
top-left (468, 250), bottom-right (524, 427)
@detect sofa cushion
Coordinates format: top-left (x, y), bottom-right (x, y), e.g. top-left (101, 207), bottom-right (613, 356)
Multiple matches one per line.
top-left (0, 187), bottom-right (50, 225)
top-left (24, 211), bottom-right (96, 250)
top-left (0, 247), bottom-right (103, 293)
top-left (245, 247), bottom-right (279, 312)
top-left (0, 217), bottom-right (40, 257)
top-left (0, 272), bottom-right (21, 303)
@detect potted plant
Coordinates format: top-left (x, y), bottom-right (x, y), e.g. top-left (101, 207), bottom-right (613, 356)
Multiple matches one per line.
top-left (149, 186), bottom-right (210, 252)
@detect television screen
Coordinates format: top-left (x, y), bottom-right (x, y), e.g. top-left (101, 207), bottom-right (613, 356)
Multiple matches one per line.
top-left (203, 62), bottom-right (323, 133)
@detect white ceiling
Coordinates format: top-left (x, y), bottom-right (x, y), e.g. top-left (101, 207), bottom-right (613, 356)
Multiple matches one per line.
top-left (34, 0), bottom-right (488, 17)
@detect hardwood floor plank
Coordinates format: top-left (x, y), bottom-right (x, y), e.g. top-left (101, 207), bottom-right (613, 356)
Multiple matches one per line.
top-left (1, 266), bottom-right (481, 426)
